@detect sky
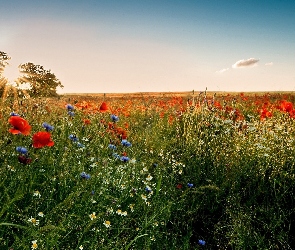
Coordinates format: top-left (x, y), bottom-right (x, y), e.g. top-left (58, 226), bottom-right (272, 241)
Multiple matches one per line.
top-left (1, 0), bottom-right (295, 94)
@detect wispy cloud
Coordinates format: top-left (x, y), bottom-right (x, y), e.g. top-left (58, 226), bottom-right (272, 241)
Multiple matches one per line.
top-left (216, 68), bottom-right (229, 73)
top-left (232, 58), bottom-right (259, 68)
top-left (265, 62), bottom-right (273, 66)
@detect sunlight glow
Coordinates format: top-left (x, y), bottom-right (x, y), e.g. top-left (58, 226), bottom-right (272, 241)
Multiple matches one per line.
top-left (2, 64), bottom-right (20, 84)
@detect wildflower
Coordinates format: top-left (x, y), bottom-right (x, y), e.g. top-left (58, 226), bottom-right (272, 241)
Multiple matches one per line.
top-left (28, 217), bottom-right (39, 226)
top-left (141, 194), bottom-right (147, 201)
top-left (198, 239), bottom-right (206, 246)
top-left (31, 240), bottom-right (38, 249)
top-left (79, 246), bottom-right (83, 250)
top-left (113, 153), bottom-right (120, 159)
top-left (83, 119), bottom-right (91, 125)
top-left (69, 134), bottom-right (79, 142)
top-left (146, 175), bottom-right (153, 181)
top-left (18, 155), bottom-right (32, 164)
top-left (68, 111), bottom-right (75, 117)
top-left (121, 139), bottom-right (132, 147)
top-left (120, 156), bottom-right (130, 162)
top-left (103, 220), bottom-right (111, 228)
top-left (176, 183), bottom-right (183, 189)
top-left (42, 122), bottom-right (54, 131)
top-left (7, 165), bottom-right (16, 171)
top-left (38, 212), bottom-right (44, 217)
top-left (130, 158), bottom-right (136, 164)
top-left (80, 172), bottom-right (91, 180)
top-left (145, 186), bottom-right (152, 193)
top-left (33, 191), bottom-right (41, 198)
top-left (65, 104), bottom-right (74, 111)
top-left (187, 183), bottom-right (194, 188)
top-left (110, 114), bottom-right (119, 122)
top-left (129, 204), bottom-right (134, 212)
top-left (108, 144), bottom-right (117, 150)
top-left (121, 211), bottom-right (127, 216)
top-left (16, 146), bottom-right (28, 155)
top-left (152, 163), bottom-right (158, 167)
top-left (10, 112), bottom-right (19, 116)
top-left (32, 131), bottom-right (54, 148)
top-left (116, 209), bottom-right (122, 215)
top-left (89, 212), bottom-right (96, 220)
top-left (99, 102), bottom-right (108, 112)
top-left (8, 116), bottom-right (31, 135)
top-left (77, 142), bottom-right (85, 148)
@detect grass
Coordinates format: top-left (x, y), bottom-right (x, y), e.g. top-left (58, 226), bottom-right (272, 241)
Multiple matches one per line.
top-left (1, 90), bottom-right (295, 249)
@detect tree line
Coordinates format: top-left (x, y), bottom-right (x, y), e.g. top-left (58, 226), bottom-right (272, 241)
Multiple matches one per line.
top-left (0, 51), bottom-right (63, 97)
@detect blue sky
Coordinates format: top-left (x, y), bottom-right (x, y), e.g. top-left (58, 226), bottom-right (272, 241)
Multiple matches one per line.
top-left (1, 0), bottom-right (295, 93)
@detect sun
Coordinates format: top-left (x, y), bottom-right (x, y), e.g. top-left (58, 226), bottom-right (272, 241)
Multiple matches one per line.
top-left (2, 63), bottom-right (20, 85)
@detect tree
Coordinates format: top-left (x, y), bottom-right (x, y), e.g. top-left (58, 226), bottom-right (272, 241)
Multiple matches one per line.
top-left (17, 62), bottom-right (63, 97)
top-left (0, 51), bottom-right (11, 96)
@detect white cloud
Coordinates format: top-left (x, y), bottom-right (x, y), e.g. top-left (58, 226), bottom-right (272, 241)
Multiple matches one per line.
top-left (216, 68), bottom-right (229, 73)
top-left (232, 58), bottom-right (259, 68)
top-left (265, 62), bottom-right (273, 66)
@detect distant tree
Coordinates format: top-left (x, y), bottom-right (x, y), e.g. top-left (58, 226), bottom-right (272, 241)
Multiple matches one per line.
top-left (17, 62), bottom-right (63, 97)
top-left (0, 51), bottom-right (11, 96)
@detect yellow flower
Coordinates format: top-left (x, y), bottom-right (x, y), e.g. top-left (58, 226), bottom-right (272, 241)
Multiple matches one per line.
top-left (89, 212), bottom-right (96, 220)
top-left (38, 212), bottom-right (44, 217)
top-left (116, 209), bottom-right (122, 215)
top-left (31, 240), bottom-right (38, 249)
top-left (33, 190), bottom-right (41, 198)
top-left (28, 217), bottom-right (39, 226)
top-left (103, 220), bottom-right (111, 228)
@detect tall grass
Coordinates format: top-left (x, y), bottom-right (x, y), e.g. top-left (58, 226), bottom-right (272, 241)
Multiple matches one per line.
top-left (1, 92), bottom-right (295, 249)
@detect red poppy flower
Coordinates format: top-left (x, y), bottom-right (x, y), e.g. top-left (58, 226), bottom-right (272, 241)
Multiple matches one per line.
top-left (176, 184), bottom-right (183, 189)
top-left (99, 102), bottom-right (108, 112)
top-left (32, 131), bottom-right (54, 148)
top-left (83, 119), bottom-right (91, 125)
top-left (8, 116), bottom-right (31, 135)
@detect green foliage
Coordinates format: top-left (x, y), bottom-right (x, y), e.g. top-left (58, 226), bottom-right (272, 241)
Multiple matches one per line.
top-left (1, 93), bottom-right (295, 249)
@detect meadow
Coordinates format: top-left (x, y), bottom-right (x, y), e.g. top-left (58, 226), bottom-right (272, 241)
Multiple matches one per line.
top-left (1, 90), bottom-right (295, 249)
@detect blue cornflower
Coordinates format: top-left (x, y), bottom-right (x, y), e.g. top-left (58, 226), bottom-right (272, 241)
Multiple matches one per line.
top-left (198, 240), bottom-right (206, 246)
top-left (91, 190), bottom-right (95, 195)
top-left (121, 139), bottom-right (132, 147)
top-left (110, 114), bottom-right (119, 122)
top-left (113, 153), bottom-right (120, 159)
top-left (10, 112), bottom-right (19, 116)
top-left (77, 142), bottom-right (85, 148)
top-left (187, 183), bottom-right (194, 188)
top-left (145, 186), bottom-right (152, 193)
top-left (120, 156), bottom-right (130, 162)
top-left (66, 104), bottom-right (74, 111)
top-left (69, 134), bottom-right (79, 142)
top-left (153, 163), bottom-right (158, 167)
top-left (16, 146), bottom-right (28, 155)
top-left (42, 122), bottom-right (54, 131)
top-left (68, 111), bottom-right (75, 117)
top-left (80, 172), bottom-right (91, 180)
top-left (108, 144), bottom-right (117, 150)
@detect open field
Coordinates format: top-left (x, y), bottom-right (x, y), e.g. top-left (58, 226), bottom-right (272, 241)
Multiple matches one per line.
top-left (1, 91), bottom-right (295, 249)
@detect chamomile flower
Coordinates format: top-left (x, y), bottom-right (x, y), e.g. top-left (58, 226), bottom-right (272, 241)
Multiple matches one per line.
top-left (103, 220), bottom-right (111, 228)
top-left (37, 212), bottom-right (44, 217)
top-left (146, 175), bottom-right (153, 181)
top-left (28, 217), bottom-right (39, 226)
top-left (33, 190), bottom-right (41, 198)
top-left (89, 212), bottom-right (96, 220)
top-left (31, 240), bottom-right (38, 249)
top-left (79, 245), bottom-right (83, 250)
